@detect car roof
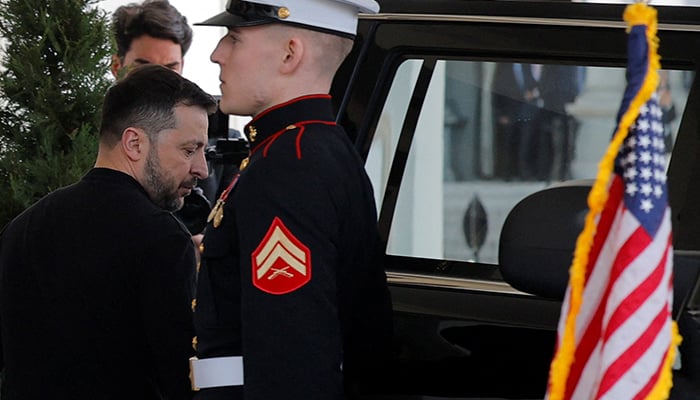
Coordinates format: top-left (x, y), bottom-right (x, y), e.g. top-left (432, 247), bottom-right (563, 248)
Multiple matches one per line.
top-left (368, 0), bottom-right (700, 28)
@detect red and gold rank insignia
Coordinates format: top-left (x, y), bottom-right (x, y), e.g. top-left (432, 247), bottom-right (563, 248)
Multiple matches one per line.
top-left (251, 217), bottom-right (311, 294)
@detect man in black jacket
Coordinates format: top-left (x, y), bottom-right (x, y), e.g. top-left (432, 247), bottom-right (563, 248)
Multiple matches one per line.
top-left (0, 65), bottom-right (216, 399)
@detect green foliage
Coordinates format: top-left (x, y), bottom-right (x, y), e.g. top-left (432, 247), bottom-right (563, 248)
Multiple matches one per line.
top-left (0, 0), bottom-right (113, 228)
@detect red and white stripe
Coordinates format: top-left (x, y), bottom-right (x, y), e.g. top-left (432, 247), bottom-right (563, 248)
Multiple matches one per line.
top-left (554, 175), bottom-right (674, 400)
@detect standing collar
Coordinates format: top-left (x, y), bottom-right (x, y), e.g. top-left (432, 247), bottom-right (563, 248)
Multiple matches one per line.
top-left (85, 168), bottom-right (151, 199)
top-left (244, 95), bottom-right (335, 143)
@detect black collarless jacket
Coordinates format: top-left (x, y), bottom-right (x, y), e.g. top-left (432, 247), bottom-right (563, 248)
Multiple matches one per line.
top-left (0, 168), bottom-right (196, 400)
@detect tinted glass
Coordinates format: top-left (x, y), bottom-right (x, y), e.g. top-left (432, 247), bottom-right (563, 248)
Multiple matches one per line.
top-left (366, 60), bottom-right (691, 265)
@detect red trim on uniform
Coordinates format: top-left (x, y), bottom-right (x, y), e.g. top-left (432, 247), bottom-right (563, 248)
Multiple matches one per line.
top-left (248, 94), bottom-right (332, 124)
top-left (294, 121), bottom-right (336, 159)
top-left (261, 129), bottom-right (289, 157)
top-left (295, 125), bottom-right (307, 159)
top-left (250, 120), bottom-right (338, 160)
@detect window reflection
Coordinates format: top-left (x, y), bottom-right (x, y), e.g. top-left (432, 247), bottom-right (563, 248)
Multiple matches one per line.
top-left (366, 60), bottom-right (691, 265)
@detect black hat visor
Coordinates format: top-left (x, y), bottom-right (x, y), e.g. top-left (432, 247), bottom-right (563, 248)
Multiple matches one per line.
top-left (195, 0), bottom-right (279, 27)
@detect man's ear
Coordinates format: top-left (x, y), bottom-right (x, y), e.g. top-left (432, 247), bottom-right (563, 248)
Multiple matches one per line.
top-left (122, 127), bottom-right (146, 162)
top-left (280, 37), bottom-right (304, 74)
top-left (110, 55), bottom-right (122, 79)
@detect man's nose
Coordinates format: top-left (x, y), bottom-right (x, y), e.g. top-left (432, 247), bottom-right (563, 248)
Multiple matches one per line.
top-left (192, 151), bottom-right (209, 180)
top-left (210, 44), bottom-right (223, 65)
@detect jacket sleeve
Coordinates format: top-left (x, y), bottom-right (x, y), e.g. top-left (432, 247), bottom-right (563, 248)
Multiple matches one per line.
top-left (235, 156), bottom-right (345, 400)
top-left (139, 224), bottom-right (196, 400)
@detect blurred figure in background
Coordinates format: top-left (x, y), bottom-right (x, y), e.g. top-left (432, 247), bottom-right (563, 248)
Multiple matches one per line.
top-left (659, 69), bottom-right (677, 153)
top-left (110, 0), bottom-right (192, 77)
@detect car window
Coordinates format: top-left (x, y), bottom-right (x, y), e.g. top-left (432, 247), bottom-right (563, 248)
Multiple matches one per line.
top-left (366, 59), bottom-right (692, 265)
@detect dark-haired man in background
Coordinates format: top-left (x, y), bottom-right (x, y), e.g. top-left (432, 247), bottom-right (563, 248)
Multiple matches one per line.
top-left (110, 0), bottom-right (192, 77)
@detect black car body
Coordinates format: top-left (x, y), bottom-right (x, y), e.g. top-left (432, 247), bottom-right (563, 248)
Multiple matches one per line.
top-left (330, 1), bottom-right (700, 398)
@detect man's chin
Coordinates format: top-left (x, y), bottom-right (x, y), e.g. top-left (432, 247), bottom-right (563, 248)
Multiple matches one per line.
top-left (171, 198), bottom-right (185, 212)
top-left (219, 98), bottom-right (250, 116)
top-left (159, 196), bottom-right (184, 212)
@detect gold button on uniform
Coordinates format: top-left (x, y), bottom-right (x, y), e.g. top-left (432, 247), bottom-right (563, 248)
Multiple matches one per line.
top-left (239, 157), bottom-right (249, 171)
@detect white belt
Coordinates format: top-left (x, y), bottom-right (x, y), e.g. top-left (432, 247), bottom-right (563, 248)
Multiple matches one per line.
top-left (189, 356), bottom-right (244, 390)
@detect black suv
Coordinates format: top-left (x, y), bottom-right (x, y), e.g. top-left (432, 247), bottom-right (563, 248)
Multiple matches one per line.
top-left (331, 1), bottom-right (700, 398)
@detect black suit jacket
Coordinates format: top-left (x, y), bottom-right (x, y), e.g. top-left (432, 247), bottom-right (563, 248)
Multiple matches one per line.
top-left (0, 168), bottom-right (196, 399)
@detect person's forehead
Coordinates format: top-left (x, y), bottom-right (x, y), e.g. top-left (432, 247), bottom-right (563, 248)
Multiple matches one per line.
top-left (123, 36), bottom-right (183, 67)
top-left (127, 35), bottom-right (182, 55)
top-left (173, 105), bottom-right (210, 129)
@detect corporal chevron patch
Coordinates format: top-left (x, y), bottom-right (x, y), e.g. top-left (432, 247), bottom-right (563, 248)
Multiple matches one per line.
top-left (252, 217), bottom-right (311, 294)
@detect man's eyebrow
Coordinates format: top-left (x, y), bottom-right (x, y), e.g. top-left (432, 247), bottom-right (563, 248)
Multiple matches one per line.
top-left (181, 139), bottom-right (206, 148)
top-left (132, 59), bottom-right (181, 70)
top-left (162, 61), bottom-right (181, 70)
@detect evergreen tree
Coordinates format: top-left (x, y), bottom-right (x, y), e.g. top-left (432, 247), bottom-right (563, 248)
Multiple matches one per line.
top-left (0, 0), bottom-right (113, 228)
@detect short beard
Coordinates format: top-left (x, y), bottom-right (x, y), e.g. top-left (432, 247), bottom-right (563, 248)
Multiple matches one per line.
top-left (144, 148), bottom-right (183, 212)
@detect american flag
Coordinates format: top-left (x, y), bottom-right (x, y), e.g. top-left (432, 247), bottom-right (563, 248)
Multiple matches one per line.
top-left (545, 3), bottom-right (681, 400)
